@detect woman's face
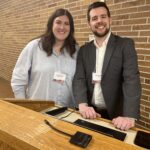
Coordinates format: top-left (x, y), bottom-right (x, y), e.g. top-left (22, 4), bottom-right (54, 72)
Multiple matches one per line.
top-left (52, 15), bottom-right (70, 43)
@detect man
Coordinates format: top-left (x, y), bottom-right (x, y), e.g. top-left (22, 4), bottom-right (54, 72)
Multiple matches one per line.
top-left (73, 1), bottom-right (141, 131)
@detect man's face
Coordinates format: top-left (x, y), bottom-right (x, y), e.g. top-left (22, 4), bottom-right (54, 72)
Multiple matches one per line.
top-left (89, 7), bottom-right (112, 38)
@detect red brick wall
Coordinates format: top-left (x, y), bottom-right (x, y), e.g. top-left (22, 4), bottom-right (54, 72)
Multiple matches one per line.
top-left (0, 0), bottom-right (149, 130)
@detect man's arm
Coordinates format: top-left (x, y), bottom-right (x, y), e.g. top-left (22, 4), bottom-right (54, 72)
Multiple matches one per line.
top-left (72, 46), bottom-right (88, 104)
top-left (112, 38), bottom-right (141, 131)
top-left (122, 38), bottom-right (141, 118)
top-left (73, 46), bottom-right (100, 119)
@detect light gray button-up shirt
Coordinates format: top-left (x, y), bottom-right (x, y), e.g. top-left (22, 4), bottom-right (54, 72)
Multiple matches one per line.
top-left (11, 38), bottom-right (78, 108)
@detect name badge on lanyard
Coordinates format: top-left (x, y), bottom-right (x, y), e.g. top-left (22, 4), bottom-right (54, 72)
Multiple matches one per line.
top-left (53, 71), bottom-right (66, 84)
top-left (92, 72), bottom-right (101, 84)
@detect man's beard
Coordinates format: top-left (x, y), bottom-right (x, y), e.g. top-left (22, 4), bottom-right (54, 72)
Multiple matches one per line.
top-left (93, 27), bottom-right (110, 38)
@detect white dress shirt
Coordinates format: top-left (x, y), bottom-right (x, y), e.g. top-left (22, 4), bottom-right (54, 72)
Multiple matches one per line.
top-left (92, 32), bottom-right (111, 108)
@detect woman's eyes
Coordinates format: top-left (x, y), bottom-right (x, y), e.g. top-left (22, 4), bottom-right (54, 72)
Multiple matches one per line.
top-left (55, 21), bottom-right (69, 26)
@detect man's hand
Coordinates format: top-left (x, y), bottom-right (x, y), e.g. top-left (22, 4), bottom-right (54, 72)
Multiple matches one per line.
top-left (79, 103), bottom-right (101, 119)
top-left (112, 116), bottom-right (135, 131)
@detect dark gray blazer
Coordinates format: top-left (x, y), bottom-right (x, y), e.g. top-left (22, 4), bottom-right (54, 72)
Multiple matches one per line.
top-left (73, 33), bottom-right (141, 119)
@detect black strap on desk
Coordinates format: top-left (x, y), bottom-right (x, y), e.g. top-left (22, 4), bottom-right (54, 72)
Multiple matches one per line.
top-left (74, 119), bottom-right (126, 141)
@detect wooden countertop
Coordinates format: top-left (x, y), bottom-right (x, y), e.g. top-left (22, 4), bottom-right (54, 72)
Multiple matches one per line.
top-left (0, 100), bottom-right (145, 150)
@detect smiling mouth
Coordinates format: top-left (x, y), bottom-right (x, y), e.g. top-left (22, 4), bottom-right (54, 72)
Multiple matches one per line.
top-left (95, 26), bottom-right (105, 30)
top-left (95, 23), bottom-right (105, 29)
top-left (98, 26), bottom-right (104, 29)
top-left (58, 31), bottom-right (65, 34)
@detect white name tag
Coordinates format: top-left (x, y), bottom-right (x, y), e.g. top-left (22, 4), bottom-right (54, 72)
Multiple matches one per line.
top-left (92, 72), bottom-right (101, 83)
top-left (53, 72), bottom-right (66, 82)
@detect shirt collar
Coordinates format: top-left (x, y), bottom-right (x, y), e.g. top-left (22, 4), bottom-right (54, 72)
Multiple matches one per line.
top-left (52, 47), bottom-right (65, 56)
top-left (94, 31), bottom-right (111, 48)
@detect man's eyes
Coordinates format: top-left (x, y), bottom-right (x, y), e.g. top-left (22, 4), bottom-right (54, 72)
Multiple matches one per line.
top-left (101, 15), bottom-right (107, 18)
top-left (91, 17), bottom-right (98, 21)
top-left (91, 15), bottom-right (107, 21)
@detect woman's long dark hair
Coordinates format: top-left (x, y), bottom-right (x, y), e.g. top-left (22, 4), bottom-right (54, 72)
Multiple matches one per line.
top-left (40, 9), bottom-right (77, 57)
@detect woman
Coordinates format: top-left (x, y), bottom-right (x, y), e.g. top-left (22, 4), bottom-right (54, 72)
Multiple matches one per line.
top-left (11, 9), bottom-right (78, 108)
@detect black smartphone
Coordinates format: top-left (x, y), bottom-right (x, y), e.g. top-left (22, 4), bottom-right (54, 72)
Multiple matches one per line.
top-left (134, 130), bottom-right (150, 149)
top-left (45, 107), bottom-right (67, 116)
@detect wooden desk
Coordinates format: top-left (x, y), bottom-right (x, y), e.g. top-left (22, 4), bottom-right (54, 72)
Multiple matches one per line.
top-left (1, 98), bottom-right (55, 111)
top-left (42, 107), bottom-right (149, 149)
top-left (0, 100), bottom-right (145, 150)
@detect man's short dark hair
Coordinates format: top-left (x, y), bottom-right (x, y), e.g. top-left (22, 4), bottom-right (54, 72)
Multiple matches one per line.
top-left (87, 1), bottom-right (111, 22)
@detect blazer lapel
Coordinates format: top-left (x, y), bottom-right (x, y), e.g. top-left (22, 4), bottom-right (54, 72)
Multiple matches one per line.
top-left (102, 34), bottom-right (116, 76)
top-left (88, 42), bottom-right (96, 73)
